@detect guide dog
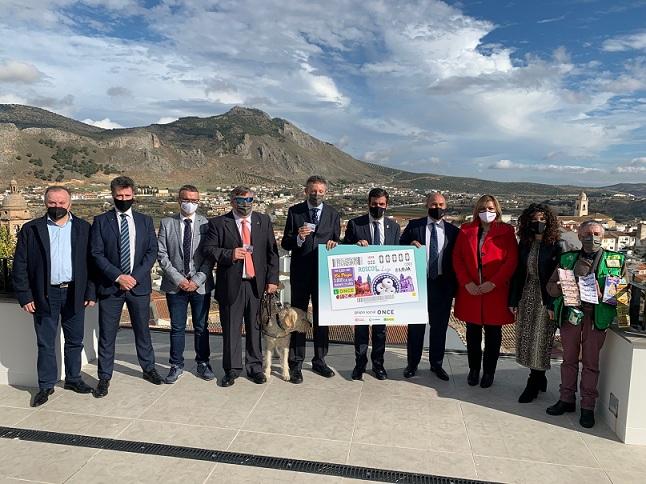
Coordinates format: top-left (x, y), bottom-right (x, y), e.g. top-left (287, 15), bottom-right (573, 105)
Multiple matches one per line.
top-left (261, 301), bottom-right (311, 381)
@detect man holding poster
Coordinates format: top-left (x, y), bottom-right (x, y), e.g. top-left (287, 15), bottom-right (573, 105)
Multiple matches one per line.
top-left (400, 192), bottom-right (459, 381)
top-left (343, 188), bottom-right (401, 381)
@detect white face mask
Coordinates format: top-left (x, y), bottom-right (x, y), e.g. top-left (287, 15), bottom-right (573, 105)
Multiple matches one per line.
top-left (181, 201), bottom-right (198, 215)
top-left (479, 211), bottom-right (496, 223)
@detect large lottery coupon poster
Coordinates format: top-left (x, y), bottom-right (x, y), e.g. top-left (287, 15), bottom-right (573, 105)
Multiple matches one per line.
top-left (318, 244), bottom-right (428, 326)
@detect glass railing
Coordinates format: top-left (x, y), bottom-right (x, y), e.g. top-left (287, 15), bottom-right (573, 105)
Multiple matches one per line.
top-left (0, 257), bottom-right (12, 295)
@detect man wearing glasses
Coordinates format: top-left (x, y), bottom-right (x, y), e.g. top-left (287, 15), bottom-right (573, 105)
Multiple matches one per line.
top-left (157, 185), bottom-right (215, 384)
top-left (202, 187), bottom-right (279, 387)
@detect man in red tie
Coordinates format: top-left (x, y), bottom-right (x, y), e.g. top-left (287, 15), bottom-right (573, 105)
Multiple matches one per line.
top-left (202, 186), bottom-right (280, 387)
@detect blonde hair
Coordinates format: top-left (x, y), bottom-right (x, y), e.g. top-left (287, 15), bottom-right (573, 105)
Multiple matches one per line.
top-left (473, 194), bottom-right (502, 222)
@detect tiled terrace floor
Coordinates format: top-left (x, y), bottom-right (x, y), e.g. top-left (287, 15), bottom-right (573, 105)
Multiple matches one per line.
top-left (1, 329), bottom-right (645, 484)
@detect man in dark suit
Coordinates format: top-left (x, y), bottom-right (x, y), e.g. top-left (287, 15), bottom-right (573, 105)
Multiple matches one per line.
top-left (158, 185), bottom-right (215, 384)
top-left (202, 186), bottom-right (279, 387)
top-left (12, 186), bottom-right (95, 406)
top-left (344, 188), bottom-right (401, 381)
top-left (91, 176), bottom-right (163, 398)
top-left (400, 192), bottom-right (458, 381)
top-left (281, 175), bottom-right (340, 384)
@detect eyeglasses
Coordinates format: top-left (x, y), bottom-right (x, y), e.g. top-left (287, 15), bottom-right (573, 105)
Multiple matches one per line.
top-left (234, 197), bottom-right (254, 204)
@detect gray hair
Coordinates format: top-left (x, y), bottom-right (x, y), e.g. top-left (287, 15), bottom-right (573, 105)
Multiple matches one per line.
top-left (579, 220), bottom-right (604, 234)
top-left (230, 186), bottom-right (255, 199)
top-left (305, 175), bottom-right (328, 187)
top-left (43, 185), bottom-right (71, 202)
top-left (425, 191), bottom-right (445, 201)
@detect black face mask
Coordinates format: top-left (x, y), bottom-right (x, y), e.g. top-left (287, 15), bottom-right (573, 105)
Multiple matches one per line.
top-left (369, 206), bottom-right (386, 219)
top-left (114, 198), bottom-right (134, 212)
top-left (308, 193), bottom-right (325, 206)
top-left (47, 207), bottom-right (68, 221)
top-left (529, 221), bottom-right (546, 234)
top-left (428, 207), bottom-right (445, 220)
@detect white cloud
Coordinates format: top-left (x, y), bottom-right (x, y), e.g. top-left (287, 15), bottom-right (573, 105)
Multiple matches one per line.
top-left (156, 116), bottom-right (178, 124)
top-left (0, 60), bottom-right (43, 83)
top-left (602, 32), bottom-right (646, 52)
top-left (82, 118), bottom-right (123, 129)
top-left (614, 157), bottom-right (646, 174)
top-left (490, 159), bottom-right (605, 174)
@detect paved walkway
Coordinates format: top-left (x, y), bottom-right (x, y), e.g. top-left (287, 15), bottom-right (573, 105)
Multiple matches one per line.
top-left (1, 329), bottom-right (645, 483)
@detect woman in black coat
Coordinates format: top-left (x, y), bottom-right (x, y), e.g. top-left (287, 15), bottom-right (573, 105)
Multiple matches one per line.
top-left (509, 203), bottom-right (563, 403)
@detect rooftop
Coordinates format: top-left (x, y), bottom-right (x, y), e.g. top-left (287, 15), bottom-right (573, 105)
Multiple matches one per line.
top-left (1, 330), bottom-right (644, 483)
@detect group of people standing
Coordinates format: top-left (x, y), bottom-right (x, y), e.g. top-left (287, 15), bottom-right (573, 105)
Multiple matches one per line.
top-left (12, 175), bottom-right (625, 430)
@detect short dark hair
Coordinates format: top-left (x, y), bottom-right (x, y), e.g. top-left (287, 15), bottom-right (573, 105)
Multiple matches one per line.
top-left (178, 184), bottom-right (199, 196)
top-left (43, 185), bottom-right (71, 202)
top-left (230, 186), bottom-right (254, 199)
top-left (110, 176), bottom-right (136, 194)
top-left (368, 187), bottom-right (389, 203)
top-left (305, 175), bottom-right (328, 187)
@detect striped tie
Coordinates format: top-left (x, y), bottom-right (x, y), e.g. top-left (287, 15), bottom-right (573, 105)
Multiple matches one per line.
top-left (119, 213), bottom-right (131, 275)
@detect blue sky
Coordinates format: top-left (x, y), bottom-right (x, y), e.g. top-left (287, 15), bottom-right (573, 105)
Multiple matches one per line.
top-left (0, 0), bottom-right (645, 185)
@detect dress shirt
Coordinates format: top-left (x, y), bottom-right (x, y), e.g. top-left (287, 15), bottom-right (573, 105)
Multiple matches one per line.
top-left (296, 201), bottom-right (324, 247)
top-left (179, 212), bottom-right (196, 275)
top-left (426, 216), bottom-right (446, 276)
top-left (116, 207), bottom-right (136, 274)
top-left (368, 215), bottom-right (385, 245)
top-left (48, 214), bottom-right (73, 284)
top-left (233, 211), bottom-right (253, 279)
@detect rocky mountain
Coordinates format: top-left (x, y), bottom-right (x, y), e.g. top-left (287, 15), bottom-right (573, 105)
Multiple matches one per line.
top-left (0, 104), bottom-right (644, 199)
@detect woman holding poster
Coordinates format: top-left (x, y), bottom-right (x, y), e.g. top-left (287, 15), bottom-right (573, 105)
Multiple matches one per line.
top-left (453, 195), bottom-right (518, 388)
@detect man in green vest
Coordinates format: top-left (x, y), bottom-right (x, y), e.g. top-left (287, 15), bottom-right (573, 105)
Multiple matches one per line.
top-left (545, 220), bottom-right (625, 428)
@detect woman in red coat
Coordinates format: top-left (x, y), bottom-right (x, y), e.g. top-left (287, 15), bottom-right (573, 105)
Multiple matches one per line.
top-left (453, 194), bottom-right (518, 388)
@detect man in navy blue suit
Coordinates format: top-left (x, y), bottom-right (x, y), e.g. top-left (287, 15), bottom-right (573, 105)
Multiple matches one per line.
top-left (400, 192), bottom-right (458, 381)
top-left (90, 176), bottom-right (162, 398)
top-left (12, 186), bottom-right (96, 407)
top-left (343, 188), bottom-right (401, 381)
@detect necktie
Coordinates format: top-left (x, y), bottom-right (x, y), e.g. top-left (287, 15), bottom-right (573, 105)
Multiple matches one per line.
top-left (429, 222), bottom-right (439, 279)
top-left (241, 219), bottom-right (255, 278)
top-left (183, 218), bottom-right (192, 276)
top-left (119, 213), bottom-right (131, 275)
top-left (311, 208), bottom-right (319, 225)
top-left (373, 221), bottom-right (381, 246)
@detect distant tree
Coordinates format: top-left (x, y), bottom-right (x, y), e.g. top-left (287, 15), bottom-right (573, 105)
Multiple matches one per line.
top-left (15, 155), bottom-right (21, 160)
top-left (0, 226), bottom-right (16, 259)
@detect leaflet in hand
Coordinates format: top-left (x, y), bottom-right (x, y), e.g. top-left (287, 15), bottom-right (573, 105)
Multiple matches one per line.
top-left (558, 269), bottom-right (580, 307)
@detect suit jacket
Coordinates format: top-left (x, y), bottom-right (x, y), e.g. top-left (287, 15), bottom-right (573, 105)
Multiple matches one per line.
top-left (509, 239), bottom-right (564, 307)
top-left (399, 216), bottom-right (459, 287)
top-left (157, 213), bottom-right (215, 295)
top-left (12, 214), bottom-right (96, 314)
top-left (452, 220), bottom-right (518, 325)
top-left (343, 214), bottom-right (401, 246)
top-left (202, 211), bottom-right (279, 304)
top-left (281, 201), bottom-right (341, 284)
top-left (90, 208), bottom-right (158, 297)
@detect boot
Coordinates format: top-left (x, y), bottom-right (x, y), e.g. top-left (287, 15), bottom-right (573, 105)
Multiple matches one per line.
top-left (518, 370), bottom-right (547, 403)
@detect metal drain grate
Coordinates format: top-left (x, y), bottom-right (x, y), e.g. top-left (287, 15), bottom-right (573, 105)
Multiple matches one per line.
top-left (0, 426), bottom-right (497, 483)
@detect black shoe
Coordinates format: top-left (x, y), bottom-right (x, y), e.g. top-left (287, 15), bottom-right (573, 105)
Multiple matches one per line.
top-left (431, 366), bottom-right (450, 381)
top-left (250, 372), bottom-right (267, 384)
top-left (64, 379), bottom-right (93, 394)
top-left (290, 369), bottom-right (303, 384)
top-left (580, 409), bottom-right (595, 428)
top-left (220, 373), bottom-right (237, 387)
top-left (372, 366), bottom-right (387, 380)
top-left (351, 366), bottom-right (364, 380)
top-left (546, 400), bottom-right (576, 415)
top-left (403, 366), bottom-right (417, 378)
top-left (312, 365), bottom-right (335, 378)
top-left (93, 379), bottom-right (110, 398)
top-left (467, 369), bottom-right (480, 386)
top-left (143, 368), bottom-right (163, 385)
top-left (518, 379), bottom-right (539, 403)
top-left (32, 388), bottom-right (54, 407)
top-left (480, 373), bottom-right (495, 388)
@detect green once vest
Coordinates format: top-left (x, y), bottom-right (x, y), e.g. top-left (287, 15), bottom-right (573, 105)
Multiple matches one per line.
top-left (553, 250), bottom-right (625, 330)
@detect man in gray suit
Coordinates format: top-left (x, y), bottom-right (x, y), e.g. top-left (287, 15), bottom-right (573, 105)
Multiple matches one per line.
top-left (158, 185), bottom-right (215, 383)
